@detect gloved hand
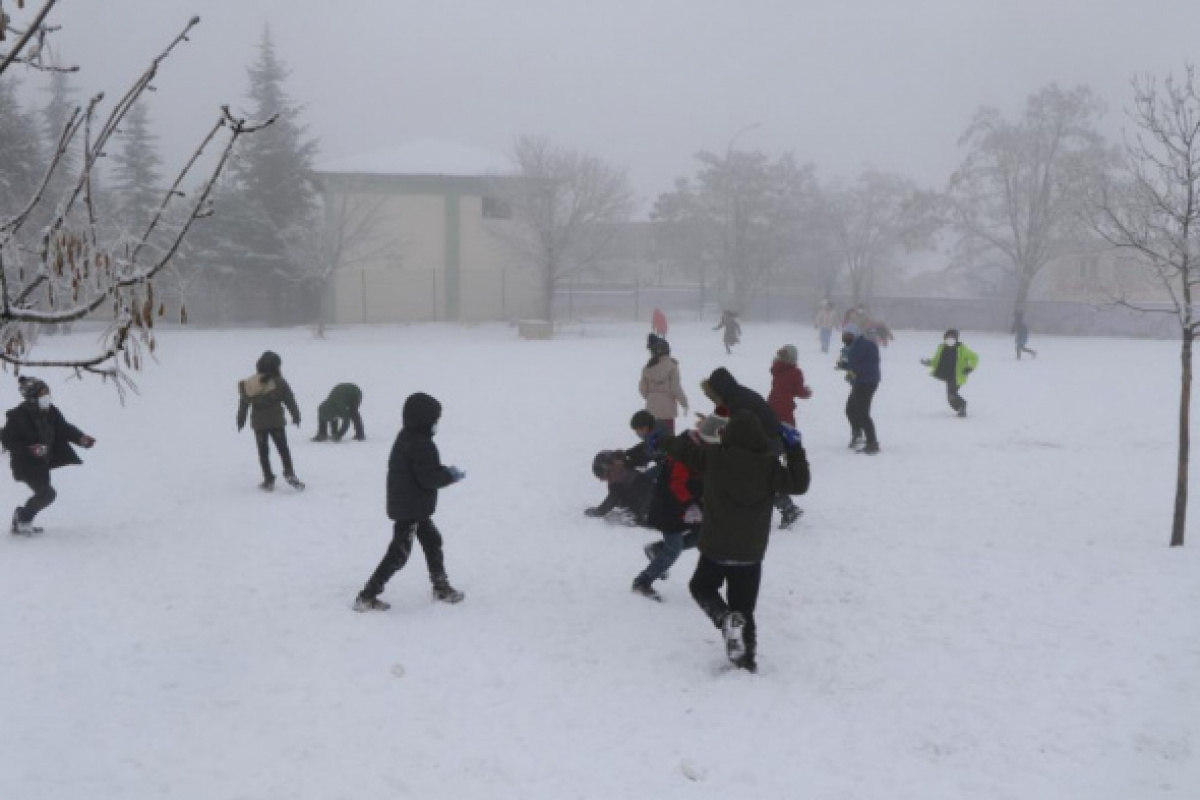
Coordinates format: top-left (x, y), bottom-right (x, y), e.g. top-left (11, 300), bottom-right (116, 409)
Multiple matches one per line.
top-left (79, 435), bottom-right (96, 449)
top-left (920, 358), bottom-right (931, 366)
top-left (964, 367), bottom-right (974, 375)
top-left (799, 386), bottom-right (813, 399)
top-left (446, 466), bottom-right (466, 483)
top-left (29, 444), bottom-right (48, 458)
top-left (584, 507), bottom-right (604, 518)
top-left (293, 417), bottom-right (301, 428)
top-left (779, 424), bottom-right (803, 450)
top-left (237, 419), bottom-right (244, 432)
top-left (683, 504), bottom-right (703, 524)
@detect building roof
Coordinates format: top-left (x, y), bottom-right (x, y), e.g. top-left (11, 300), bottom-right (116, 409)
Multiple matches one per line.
top-left (316, 139), bottom-right (513, 178)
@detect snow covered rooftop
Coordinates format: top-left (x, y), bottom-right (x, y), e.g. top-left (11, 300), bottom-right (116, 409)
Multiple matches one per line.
top-left (316, 139), bottom-right (513, 178)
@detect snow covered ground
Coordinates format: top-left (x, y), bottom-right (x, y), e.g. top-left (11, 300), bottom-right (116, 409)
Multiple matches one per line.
top-left (1, 321), bottom-right (1197, 800)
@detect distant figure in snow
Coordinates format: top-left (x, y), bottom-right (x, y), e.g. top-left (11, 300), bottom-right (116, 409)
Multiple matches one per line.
top-left (814, 299), bottom-right (839, 354)
top-left (768, 345), bottom-right (812, 427)
top-left (714, 310), bottom-right (741, 355)
top-left (842, 304), bottom-right (868, 331)
top-left (313, 382), bottom-right (365, 442)
top-left (640, 334), bottom-right (688, 435)
top-left (921, 329), bottom-right (979, 418)
top-left (354, 392), bottom-right (466, 611)
top-left (237, 351), bottom-right (304, 491)
top-left (1013, 311), bottom-right (1037, 360)
top-left (651, 308), bottom-right (669, 338)
top-left (1, 376), bottom-right (96, 535)
top-left (836, 325), bottom-right (881, 454)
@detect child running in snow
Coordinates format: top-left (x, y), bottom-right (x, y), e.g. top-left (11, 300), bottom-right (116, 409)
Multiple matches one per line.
top-left (313, 382), bottom-right (365, 441)
top-left (663, 410), bottom-right (810, 672)
top-left (714, 310), bottom-right (741, 355)
top-left (2, 376), bottom-right (96, 535)
top-left (237, 351), bottom-right (304, 491)
top-left (767, 345), bottom-right (812, 428)
top-left (920, 329), bottom-right (980, 418)
top-left (354, 392), bottom-right (465, 610)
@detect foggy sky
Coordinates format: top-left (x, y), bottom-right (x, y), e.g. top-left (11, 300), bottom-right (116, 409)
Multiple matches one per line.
top-left (32, 0), bottom-right (1200, 206)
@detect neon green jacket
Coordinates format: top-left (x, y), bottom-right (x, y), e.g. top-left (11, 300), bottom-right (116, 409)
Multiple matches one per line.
top-left (928, 343), bottom-right (980, 385)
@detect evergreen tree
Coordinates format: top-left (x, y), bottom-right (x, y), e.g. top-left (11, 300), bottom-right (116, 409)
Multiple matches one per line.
top-left (0, 75), bottom-right (44, 220)
top-left (41, 68), bottom-right (79, 209)
top-left (217, 25), bottom-right (318, 322)
top-left (111, 100), bottom-right (163, 236)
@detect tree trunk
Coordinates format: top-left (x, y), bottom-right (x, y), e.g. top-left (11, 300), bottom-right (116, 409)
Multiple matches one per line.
top-left (1013, 269), bottom-right (1033, 319)
top-left (1172, 329), bottom-right (1192, 547)
top-left (542, 263), bottom-right (556, 323)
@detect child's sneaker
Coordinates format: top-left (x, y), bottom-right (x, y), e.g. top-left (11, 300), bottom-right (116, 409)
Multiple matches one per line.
top-left (353, 594), bottom-right (390, 612)
top-left (10, 508), bottom-right (40, 535)
top-left (259, 477), bottom-right (275, 492)
top-left (431, 577), bottom-right (465, 604)
top-left (284, 474), bottom-right (306, 491)
top-left (631, 579), bottom-right (662, 602)
top-left (722, 611), bottom-right (747, 663)
top-left (779, 505), bottom-right (803, 530)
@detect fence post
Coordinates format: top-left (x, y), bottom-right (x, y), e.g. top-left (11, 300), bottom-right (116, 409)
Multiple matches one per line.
top-left (501, 269), bottom-right (507, 320)
top-left (360, 269), bottom-right (367, 324)
top-left (634, 280), bottom-right (640, 322)
top-left (432, 270), bottom-right (438, 321)
top-left (568, 280), bottom-right (574, 321)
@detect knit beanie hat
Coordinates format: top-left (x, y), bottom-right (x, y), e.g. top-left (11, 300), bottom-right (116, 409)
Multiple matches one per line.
top-left (776, 345), bottom-right (798, 365)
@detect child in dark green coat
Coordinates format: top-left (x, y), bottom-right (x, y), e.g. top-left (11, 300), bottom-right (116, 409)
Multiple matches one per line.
top-left (665, 411), bottom-right (810, 672)
top-left (313, 383), bottom-right (364, 442)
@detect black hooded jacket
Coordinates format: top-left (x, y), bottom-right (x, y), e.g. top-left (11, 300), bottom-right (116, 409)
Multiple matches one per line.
top-left (2, 400), bottom-right (87, 483)
top-left (387, 393), bottom-right (455, 521)
top-left (704, 367), bottom-right (783, 456)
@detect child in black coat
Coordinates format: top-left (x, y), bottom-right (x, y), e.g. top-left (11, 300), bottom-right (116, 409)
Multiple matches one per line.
top-left (354, 392), bottom-right (466, 610)
top-left (1, 377), bottom-right (96, 534)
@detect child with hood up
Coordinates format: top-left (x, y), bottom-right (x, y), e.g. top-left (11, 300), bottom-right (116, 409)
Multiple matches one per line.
top-left (663, 410), bottom-right (810, 672)
top-left (767, 345), bottom-right (812, 427)
top-left (237, 350), bottom-right (304, 491)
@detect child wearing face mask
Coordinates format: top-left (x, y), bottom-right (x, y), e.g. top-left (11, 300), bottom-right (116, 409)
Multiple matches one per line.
top-left (921, 329), bottom-right (980, 417)
top-left (1, 376), bottom-right (96, 534)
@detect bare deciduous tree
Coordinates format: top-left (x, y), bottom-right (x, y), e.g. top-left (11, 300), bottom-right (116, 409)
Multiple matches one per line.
top-left (821, 169), bottom-right (940, 306)
top-left (654, 150), bottom-right (814, 313)
top-left (0, 0), bottom-right (271, 388)
top-left (492, 134), bottom-right (635, 322)
top-left (1092, 66), bottom-right (1200, 548)
top-left (948, 84), bottom-right (1112, 317)
top-left (284, 193), bottom-right (401, 337)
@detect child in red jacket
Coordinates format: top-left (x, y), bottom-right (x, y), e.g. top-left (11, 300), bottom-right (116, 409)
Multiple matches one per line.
top-left (767, 345), bottom-right (812, 427)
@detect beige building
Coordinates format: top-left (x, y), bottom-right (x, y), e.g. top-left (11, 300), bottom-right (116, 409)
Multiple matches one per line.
top-left (314, 141), bottom-right (543, 323)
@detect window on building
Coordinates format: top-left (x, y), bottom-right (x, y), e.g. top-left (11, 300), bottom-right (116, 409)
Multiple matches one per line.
top-left (482, 195), bottom-right (512, 220)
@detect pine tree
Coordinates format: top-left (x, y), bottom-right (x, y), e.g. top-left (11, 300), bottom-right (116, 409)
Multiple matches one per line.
top-left (217, 25), bottom-right (318, 322)
top-left (0, 75), bottom-right (44, 220)
top-left (111, 100), bottom-right (163, 236)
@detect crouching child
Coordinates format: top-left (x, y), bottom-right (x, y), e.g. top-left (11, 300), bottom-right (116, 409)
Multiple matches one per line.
top-left (663, 410), bottom-right (810, 672)
top-left (354, 392), bottom-right (465, 611)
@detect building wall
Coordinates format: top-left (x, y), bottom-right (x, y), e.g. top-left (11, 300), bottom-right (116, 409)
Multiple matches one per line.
top-left (322, 178), bottom-right (544, 323)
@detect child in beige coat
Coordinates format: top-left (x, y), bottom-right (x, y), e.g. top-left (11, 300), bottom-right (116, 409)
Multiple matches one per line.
top-left (640, 335), bottom-right (689, 435)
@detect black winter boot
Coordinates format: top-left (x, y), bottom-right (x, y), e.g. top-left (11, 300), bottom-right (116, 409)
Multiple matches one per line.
top-left (431, 574), bottom-right (465, 604)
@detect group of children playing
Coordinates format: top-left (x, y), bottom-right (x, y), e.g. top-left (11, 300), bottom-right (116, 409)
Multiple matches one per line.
top-left (233, 350), bottom-right (466, 607)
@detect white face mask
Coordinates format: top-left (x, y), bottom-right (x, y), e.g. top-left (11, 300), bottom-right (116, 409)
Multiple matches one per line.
top-left (431, 423), bottom-right (438, 435)
top-left (37, 395), bottom-right (52, 410)
top-left (944, 338), bottom-right (957, 347)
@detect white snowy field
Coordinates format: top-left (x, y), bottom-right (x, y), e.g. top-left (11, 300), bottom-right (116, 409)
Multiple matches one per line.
top-left (1, 321), bottom-right (1198, 800)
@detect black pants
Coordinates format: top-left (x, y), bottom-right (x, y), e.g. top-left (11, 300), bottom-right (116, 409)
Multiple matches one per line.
top-left (318, 411), bottom-right (364, 440)
top-left (361, 518), bottom-right (447, 598)
top-left (16, 477), bottom-right (56, 523)
top-left (845, 383), bottom-right (878, 445)
top-left (690, 554), bottom-right (762, 660)
top-left (254, 427), bottom-right (295, 481)
top-left (944, 380), bottom-right (966, 412)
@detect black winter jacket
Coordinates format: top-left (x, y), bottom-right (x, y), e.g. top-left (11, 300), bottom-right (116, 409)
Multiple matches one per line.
top-left (1, 401), bottom-right (87, 483)
top-left (387, 393), bottom-right (454, 521)
top-left (647, 456), bottom-right (702, 534)
top-left (665, 410), bottom-right (810, 564)
top-left (704, 367), bottom-right (784, 456)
